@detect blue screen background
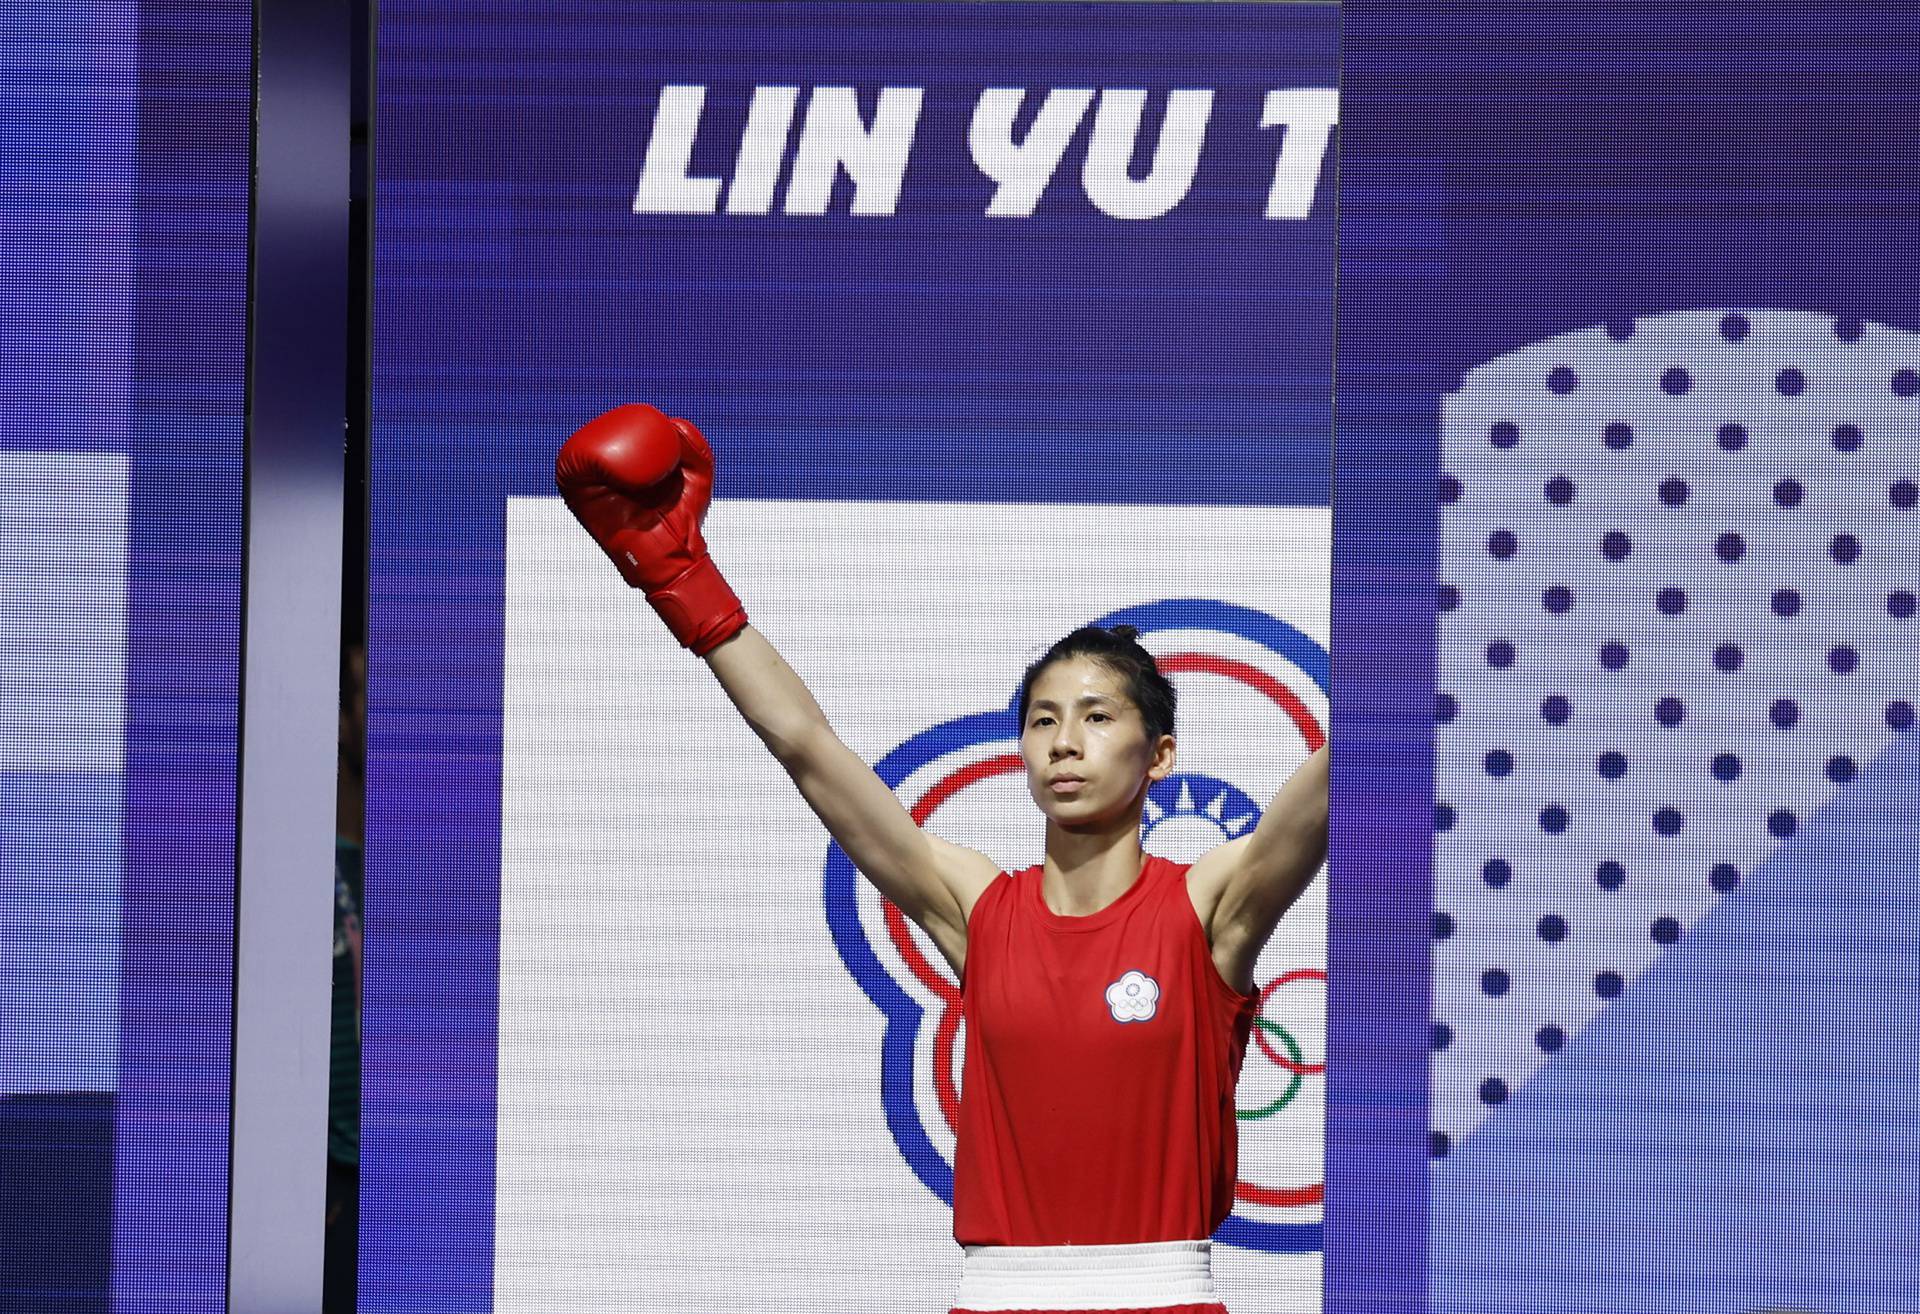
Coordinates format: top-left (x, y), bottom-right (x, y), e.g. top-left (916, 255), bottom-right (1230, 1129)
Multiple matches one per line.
top-left (1341, 5), bottom-right (1920, 1312)
top-left (1, 3), bottom-right (250, 1310)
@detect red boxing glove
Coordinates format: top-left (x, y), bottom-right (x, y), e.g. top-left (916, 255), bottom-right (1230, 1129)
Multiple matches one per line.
top-left (555, 403), bottom-right (748, 655)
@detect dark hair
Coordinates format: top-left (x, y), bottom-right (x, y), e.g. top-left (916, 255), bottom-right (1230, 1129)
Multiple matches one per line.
top-left (1016, 625), bottom-right (1176, 742)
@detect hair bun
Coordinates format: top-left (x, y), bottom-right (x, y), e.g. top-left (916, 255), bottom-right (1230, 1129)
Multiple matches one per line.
top-left (1108, 624), bottom-right (1141, 644)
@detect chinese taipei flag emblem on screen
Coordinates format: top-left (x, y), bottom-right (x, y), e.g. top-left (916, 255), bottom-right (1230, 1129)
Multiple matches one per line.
top-left (825, 596), bottom-right (1330, 1255)
top-left (497, 498), bottom-right (1329, 1312)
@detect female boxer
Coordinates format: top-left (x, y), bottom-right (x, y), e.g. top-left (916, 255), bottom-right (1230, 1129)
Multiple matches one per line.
top-left (557, 404), bottom-right (1329, 1314)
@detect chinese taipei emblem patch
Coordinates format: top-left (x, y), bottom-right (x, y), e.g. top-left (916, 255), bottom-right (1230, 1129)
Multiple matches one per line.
top-left (822, 599), bottom-right (1328, 1253)
top-left (1106, 970), bottom-right (1160, 1023)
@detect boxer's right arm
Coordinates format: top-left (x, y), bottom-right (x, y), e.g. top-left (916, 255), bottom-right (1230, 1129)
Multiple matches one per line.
top-left (557, 404), bottom-right (996, 969)
top-left (704, 626), bottom-right (999, 972)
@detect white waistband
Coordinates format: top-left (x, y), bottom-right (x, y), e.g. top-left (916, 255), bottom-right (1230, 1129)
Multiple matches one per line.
top-left (954, 1240), bottom-right (1217, 1312)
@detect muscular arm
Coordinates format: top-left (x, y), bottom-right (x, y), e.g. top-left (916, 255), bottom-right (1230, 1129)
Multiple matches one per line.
top-left (704, 626), bottom-right (1000, 972)
top-left (1187, 743), bottom-right (1329, 994)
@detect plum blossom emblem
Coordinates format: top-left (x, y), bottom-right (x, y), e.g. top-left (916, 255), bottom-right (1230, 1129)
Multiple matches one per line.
top-left (1105, 969), bottom-right (1160, 1023)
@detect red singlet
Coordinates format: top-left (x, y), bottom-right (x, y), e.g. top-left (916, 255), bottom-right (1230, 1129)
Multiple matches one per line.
top-left (952, 854), bottom-right (1257, 1247)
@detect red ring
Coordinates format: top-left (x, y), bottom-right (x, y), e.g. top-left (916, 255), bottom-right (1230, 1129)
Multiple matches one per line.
top-left (880, 753), bottom-right (1025, 1006)
top-left (1158, 653), bottom-right (1325, 751)
top-left (882, 753), bottom-right (1025, 1129)
top-left (1254, 969), bottom-right (1328, 1075)
top-left (1235, 1180), bottom-right (1326, 1208)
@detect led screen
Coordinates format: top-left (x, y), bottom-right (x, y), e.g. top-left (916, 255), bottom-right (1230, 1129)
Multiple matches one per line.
top-left (367, 4), bottom-right (1338, 1310)
top-left (1, 2), bottom-right (250, 1310)
top-left (1338, 5), bottom-right (1920, 1311)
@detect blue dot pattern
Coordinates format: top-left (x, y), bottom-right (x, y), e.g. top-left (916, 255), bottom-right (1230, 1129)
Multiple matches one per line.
top-left (1434, 310), bottom-right (1918, 1151)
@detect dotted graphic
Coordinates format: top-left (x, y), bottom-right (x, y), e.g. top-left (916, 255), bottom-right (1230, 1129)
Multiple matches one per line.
top-left (1434, 310), bottom-right (1918, 1153)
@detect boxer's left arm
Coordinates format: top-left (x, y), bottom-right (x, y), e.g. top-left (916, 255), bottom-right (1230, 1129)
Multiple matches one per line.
top-left (1186, 744), bottom-right (1329, 994)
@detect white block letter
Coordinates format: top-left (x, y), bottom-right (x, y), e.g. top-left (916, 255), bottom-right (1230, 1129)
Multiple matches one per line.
top-left (785, 86), bottom-right (924, 216)
top-left (968, 88), bottom-right (1095, 217)
top-left (1260, 88), bottom-right (1339, 219)
top-left (633, 85), bottom-right (722, 214)
top-left (1080, 89), bottom-right (1213, 221)
top-left (725, 85), bottom-right (800, 215)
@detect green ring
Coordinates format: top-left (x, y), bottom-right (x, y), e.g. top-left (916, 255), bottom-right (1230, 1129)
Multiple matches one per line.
top-left (1236, 1019), bottom-right (1304, 1120)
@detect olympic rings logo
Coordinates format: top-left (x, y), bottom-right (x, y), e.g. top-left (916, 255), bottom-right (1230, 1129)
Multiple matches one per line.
top-left (1240, 968), bottom-right (1327, 1122)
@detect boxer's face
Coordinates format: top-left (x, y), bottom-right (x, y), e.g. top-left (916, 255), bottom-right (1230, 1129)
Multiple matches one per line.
top-left (1019, 656), bottom-right (1175, 827)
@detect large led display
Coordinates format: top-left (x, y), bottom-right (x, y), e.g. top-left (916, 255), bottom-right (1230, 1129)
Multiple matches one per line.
top-left (1, 2), bottom-right (251, 1309)
top-left (368, 4), bottom-right (1337, 1310)
top-left (1339, 5), bottom-right (1920, 1312)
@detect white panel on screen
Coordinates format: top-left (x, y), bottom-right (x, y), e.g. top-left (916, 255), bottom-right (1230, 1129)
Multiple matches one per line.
top-left (0, 451), bottom-right (126, 1096)
top-left (500, 497), bottom-right (1328, 1313)
top-left (0, 452), bottom-right (127, 774)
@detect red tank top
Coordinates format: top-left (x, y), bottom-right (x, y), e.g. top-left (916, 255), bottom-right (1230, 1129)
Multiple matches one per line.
top-left (951, 854), bottom-right (1257, 1246)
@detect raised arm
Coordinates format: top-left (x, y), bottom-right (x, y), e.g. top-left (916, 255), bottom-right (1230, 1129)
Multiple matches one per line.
top-left (555, 404), bottom-right (997, 971)
top-left (703, 626), bottom-right (998, 968)
top-left (1186, 743), bottom-right (1329, 993)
